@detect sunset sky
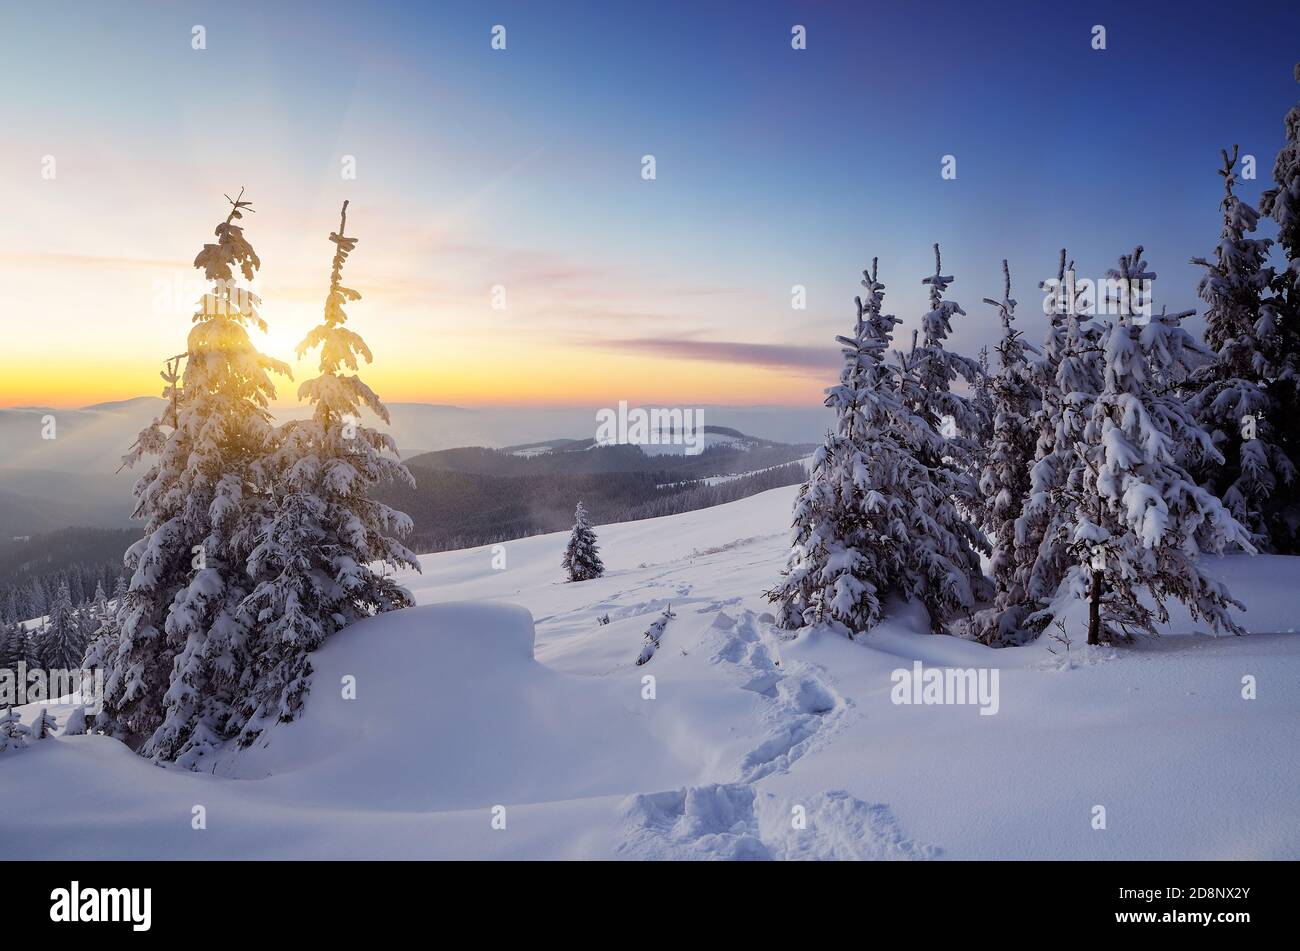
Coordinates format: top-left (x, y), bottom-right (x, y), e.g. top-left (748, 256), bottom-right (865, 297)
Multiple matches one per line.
top-left (4, 0), bottom-right (1300, 409)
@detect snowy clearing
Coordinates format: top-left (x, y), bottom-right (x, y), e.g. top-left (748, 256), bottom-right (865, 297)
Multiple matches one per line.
top-left (1, 486), bottom-right (1297, 859)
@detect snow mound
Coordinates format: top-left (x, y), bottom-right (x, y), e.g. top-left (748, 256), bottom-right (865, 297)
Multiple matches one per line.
top-left (218, 601), bottom-right (689, 812)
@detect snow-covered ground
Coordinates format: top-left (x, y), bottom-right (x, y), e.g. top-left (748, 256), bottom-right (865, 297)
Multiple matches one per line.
top-left (657, 455), bottom-right (814, 489)
top-left (2, 486), bottom-right (1297, 859)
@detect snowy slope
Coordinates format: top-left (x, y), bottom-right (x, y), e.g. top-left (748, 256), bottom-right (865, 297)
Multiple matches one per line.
top-left (1, 486), bottom-right (1297, 859)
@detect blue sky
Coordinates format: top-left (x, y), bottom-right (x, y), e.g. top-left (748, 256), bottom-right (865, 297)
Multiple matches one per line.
top-left (4, 0), bottom-right (1300, 406)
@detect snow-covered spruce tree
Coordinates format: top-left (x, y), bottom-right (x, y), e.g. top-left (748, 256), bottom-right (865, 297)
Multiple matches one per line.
top-left (26, 578), bottom-right (47, 619)
top-left (43, 580), bottom-right (83, 670)
top-left (1187, 146), bottom-right (1288, 548)
top-left (0, 707), bottom-right (28, 753)
top-left (769, 259), bottom-right (982, 635)
top-left (63, 706), bottom-right (88, 735)
top-left (7, 626), bottom-right (32, 668)
top-left (910, 245), bottom-right (987, 454)
top-left (91, 192), bottom-right (290, 765)
top-left (231, 202), bottom-right (418, 747)
top-left (0, 621), bottom-right (25, 670)
top-left (30, 707), bottom-right (56, 741)
top-left (899, 245), bottom-right (989, 623)
top-left (562, 501), bottom-right (605, 582)
top-left (27, 623), bottom-right (48, 668)
top-left (999, 252), bottom-right (1105, 643)
top-left (962, 261), bottom-right (1040, 643)
top-left (2, 625), bottom-right (27, 669)
top-left (1257, 64), bottom-right (1300, 552)
top-left (770, 260), bottom-right (903, 632)
top-left (1065, 248), bottom-right (1254, 645)
top-left (68, 568), bottom-right (86, 607)
top-left (91, 580), bottom-right (108, 619)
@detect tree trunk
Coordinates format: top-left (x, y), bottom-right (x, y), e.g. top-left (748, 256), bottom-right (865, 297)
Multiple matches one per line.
top-left (1086, 568), bottom-right (1103, 645)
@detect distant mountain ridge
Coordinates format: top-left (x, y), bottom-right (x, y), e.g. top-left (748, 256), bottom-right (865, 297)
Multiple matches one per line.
top-left (405, 426), bottom-right (813, 478)
top-left (383, 427), bottom-right (814, 552)
top-left (0, 398), bottom-right (829, 537)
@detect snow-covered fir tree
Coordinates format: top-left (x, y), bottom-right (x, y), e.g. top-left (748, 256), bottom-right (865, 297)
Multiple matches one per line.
top-left (26, 578), bottom-right (47, 619)
top-left (909, 244), bottom-right (987, 450)
top-left (0, 707), bottom-right (28, 753)
top-left (1256, 64), bottom-right (1300, 552)
top-left (994, 251), bottom-right (1105, 643)
top-left (1064, 248), bottom-right (1254, 644)
top-left (92, 580), bottom-right (108, 619)
top-left (562, 501), bottom-right (605, 582)
top-left (67, 567), bottom-right (85, 607)
top-left (3, 626), bottom-right (32, 669)
top-left (962, 261), bottom-right (1040, 643)
top-left (1187, 146), bottom-right (1288, 548)
top-left (0, 622), bottom-right (20, 671)
top-left (21, 623), bottom-right (35, 665)
top-left (62, 706), bottom-right (88, 736)
top-left (770, 259), bottom-right (985, 635)
top-left (43, 580), bottom-right (83, 670)
top-left (89, 191), bottom-right (291, 765)
top-left (770, 260), bottom-right (904, 632)
top-left (29, 707), bottom-right (56, 740)
top-left (899, 245), bottom-right (989, 625)
top-left (231, 201), bottom-right (419, 747)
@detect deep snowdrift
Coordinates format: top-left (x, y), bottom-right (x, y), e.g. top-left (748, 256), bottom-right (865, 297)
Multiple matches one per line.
top-left (1, 486), bottom-right (1297, 859)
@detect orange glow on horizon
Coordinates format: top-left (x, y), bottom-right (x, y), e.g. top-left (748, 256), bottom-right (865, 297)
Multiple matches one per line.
top-left (0, 347), bottom-right (827, 411)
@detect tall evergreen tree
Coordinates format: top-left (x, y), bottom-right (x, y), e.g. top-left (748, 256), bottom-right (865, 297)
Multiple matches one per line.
top-left (231, 201), bottom-right (419, 746)
top-left (91, 580), bottom-right (108, 619)
top-left (67, 565), bottom-right (86, 607)
top-left (2, 588), bottom-right (19, 624)
top-left (44, 581), bottom-right (83, 670)
top-left (15, 627), bottom-right (37, 668)
top-left (26, 577), bottom-right (47, 619)
top-left (909, 244), bottom-right (986, 449)
top-left (900, 245), bottom-right (989, 625)
top-left (0, 622), bottom-right (19, 670)
top-left (1256, 64), bottom-right (1300, 552)
top-left (996, 252), bottom-right (1106, 643)
top-left (89, 191), bottom-right (291, 766)
top-left (771, 260), bottom-right (905, 632)
top-left (563, 501), bottom-right (605, 582)
top-left (1187, 146), bottom-right (1286, 548)
top-left (770, 259), bottom-right (984, 635)
top-left (1065, 248), bottom-right (1254, 644)
top-left (963, 261), bottom-right (1040, 643)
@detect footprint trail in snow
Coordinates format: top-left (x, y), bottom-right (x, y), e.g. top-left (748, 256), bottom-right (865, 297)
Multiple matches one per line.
top-left (617, 609), bottom-right (940, 860)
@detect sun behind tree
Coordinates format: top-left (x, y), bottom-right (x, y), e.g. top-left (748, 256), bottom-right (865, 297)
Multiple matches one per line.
top-left (89, 191), bottom-right (291, 765)
top-left (230, 201), bottom-right (420, 747)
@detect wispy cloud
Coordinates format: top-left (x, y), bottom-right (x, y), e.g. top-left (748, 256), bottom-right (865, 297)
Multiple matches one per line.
top-left (577, 337), bottom-right (839, 374)
top-left (11, 251), bottom-right (189, 271)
